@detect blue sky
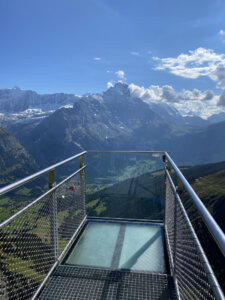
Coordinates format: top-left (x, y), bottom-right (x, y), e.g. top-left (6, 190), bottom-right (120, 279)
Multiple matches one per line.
top-left (0, 0), bottom-right (225, 95)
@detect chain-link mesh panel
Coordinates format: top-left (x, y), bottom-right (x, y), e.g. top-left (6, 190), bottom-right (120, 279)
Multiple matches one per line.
top-left (165, 177), bottom-right (175, 260)
top-left (0, 194), bottom-right (55, 300)
top-left (165, 174), bottom-right (216, 300)
top-left (175, 199), bottom-right (215, 300)
top-left (0, 170), bottom-right (85, 300)
top-left (179, 189), bottom-right (225, 293)
top-left (56, 172), bottom-right (85, 254)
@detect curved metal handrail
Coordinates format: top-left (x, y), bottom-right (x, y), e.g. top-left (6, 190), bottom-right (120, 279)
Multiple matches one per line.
top-left (0, 151), bottom-right (87, 197)
top-left (165, 152), bottom-right (225, 257)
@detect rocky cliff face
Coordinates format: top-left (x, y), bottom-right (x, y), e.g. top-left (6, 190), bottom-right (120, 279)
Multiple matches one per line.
top-left (18, 83), bottom-right (189, 166)
top-left (0, 127), bottom-right (37, 184)
top-left (0, 87), bottom-right (80, 113)
top-left (2, 83), bottom-right (225, 169)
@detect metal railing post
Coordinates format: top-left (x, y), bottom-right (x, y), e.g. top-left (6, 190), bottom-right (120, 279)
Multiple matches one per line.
top-left (79, 156), bottom-right (86, 215)
top-left (173, 193), bottom-right (178, 276)
top-left (49, 170), bottom-right (58, 260)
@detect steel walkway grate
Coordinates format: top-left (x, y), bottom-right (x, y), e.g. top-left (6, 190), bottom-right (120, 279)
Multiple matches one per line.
top-left (39, 265), bottom-right (177, 300)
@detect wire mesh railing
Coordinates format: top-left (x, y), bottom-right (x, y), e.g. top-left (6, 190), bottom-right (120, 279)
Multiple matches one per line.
top-left (0, 166), bottom-right (86, 300)
top-left (165, 169), bottom-right (224, 300)
top-left (0, 150), bottom-right (224, 300)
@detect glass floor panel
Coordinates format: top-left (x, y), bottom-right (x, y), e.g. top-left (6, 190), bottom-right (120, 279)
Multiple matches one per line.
top-left (65, 222), bottom-right (120, 267)
top-left (64, 220), bottom-right (166, 273)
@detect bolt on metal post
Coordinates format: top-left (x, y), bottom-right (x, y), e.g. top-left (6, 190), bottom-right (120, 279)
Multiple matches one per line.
top-left (49, 170), bottom-right (58, 261)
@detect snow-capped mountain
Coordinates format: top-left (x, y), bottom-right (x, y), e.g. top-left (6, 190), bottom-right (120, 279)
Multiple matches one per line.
top-left (0, 84), bottom-right (218, 128)
top-left (2, 82), bottom-right (225, 168)
top-left (0, 87), bottom-right (80, 113)
top-left (0, 87), bottom-right (81, 127)
top-left (16, 83), bottom-right (186, 166)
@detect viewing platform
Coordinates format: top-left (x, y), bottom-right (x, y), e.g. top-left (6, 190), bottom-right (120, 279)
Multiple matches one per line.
top-left (0, 151), bottom-right (224, 300)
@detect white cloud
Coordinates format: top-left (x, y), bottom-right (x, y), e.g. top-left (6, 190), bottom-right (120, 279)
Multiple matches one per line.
top-left (153, 48), bottom-right (225, 82)
top-left (202, 90), bottom-right (214, 101)
top-left (130, 51), bottom-right (140, 56)
top-left (129, 83), bottom-right (216, 104)
top-left (93, 57), bottom-right (102, 61)
top-left (219, 30), bottom-right (225, 36)
top-left (115, 70), bottom-right (126, 80)
top-left (129, 83), bottom-right (162, 102)
top-left (212, 65), bottom-right (225, 88)
top-left (128, 83), bottom-right (225, 117)
top-left (107, 81), bottom-right (114, 88)
top-left (162, 86), bottom-right (179, 102)
top-left (172, 97), bottom-right (222, 119)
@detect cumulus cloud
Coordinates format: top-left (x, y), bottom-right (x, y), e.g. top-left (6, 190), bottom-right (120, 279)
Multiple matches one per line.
top-left (162, 86), bottom-right (179, 102)
top-left (129, 83), bottom-right (162, 102)
top-left (153, 48), bottom-right (225, 81)
top-left (93, 57), bottom-right (102, 61)
top-left (107, 81), bottom-right (114, 88)
top-left (212, 65), bottom-right (225, 88)
top-left (128, 83), bottom-right (224, 118)
top-left (129, 83), bottom-right (216, 104)
top-left (115, 70), bottom-right (126, 80)
top-left (130, 51), bottom-right (140, 56)
top-left (202, 90), bottom-right (214, 101)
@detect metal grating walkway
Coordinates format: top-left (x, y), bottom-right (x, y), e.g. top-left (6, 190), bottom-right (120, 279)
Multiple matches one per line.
top-left (39, 265), bottom-right (177, 300)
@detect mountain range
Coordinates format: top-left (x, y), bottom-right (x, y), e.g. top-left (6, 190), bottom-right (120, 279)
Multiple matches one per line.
top-left (1, 82), bottom-right (225, 174)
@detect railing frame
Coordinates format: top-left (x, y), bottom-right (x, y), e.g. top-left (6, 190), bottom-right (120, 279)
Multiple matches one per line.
top-left (0, 163), bottom-right (87, 299)
top-left (166, 169), bottom-right (224, 300)
top-left (0, 150), bottom-right (225, 299)
top-left (0, 151), bottom-right (87, 197)
top-left (165, 152), bottom-right (225, 257)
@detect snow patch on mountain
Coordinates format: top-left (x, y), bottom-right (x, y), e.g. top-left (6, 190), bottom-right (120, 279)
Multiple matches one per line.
top-left (0, 87), bottom-right (80, 113)
top-left (1, 83), bottom-right (225, 128)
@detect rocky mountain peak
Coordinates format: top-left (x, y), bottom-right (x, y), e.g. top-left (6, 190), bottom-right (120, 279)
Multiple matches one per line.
top-left (105, 82), bottom-right (130, 97)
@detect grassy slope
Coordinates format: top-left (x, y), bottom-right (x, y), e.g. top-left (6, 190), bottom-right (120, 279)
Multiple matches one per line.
top-left (86, 170), bottom-right (165, 220)
top-left (188, 169), bottom-right (225, 231)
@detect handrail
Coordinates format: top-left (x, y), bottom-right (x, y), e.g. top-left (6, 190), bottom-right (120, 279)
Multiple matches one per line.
top-left (165, 152), bottom-right (225, 257)
top-left (166, 169), bottom-right (224, 300)
top-left (0, 151), bottom-right (87, 197)
top-left (0, 165), bottom-right (86, 229)
top-left (87, 150), bottom-right (166, 153)
top-left (0, 150), bottom-right (165, 197)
